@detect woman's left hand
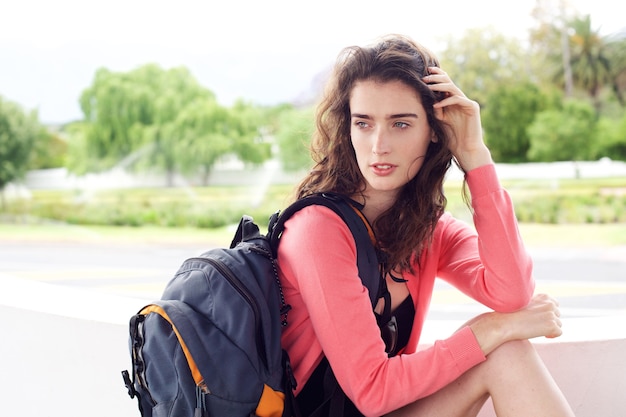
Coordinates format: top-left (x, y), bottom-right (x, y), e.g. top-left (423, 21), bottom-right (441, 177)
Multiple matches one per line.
top-left (423, 67), bottom-right (492, 172)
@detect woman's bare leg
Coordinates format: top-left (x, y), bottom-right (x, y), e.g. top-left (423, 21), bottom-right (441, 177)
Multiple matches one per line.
top-left (386, 340), bottom-right (574, 417)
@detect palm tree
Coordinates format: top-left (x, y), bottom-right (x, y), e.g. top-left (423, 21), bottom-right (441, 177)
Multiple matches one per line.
top-left (605, 31), bottom-right (626, 107)
top-left (567, 15), bottom-right (612, 113)
top-left (530, 3), bottom-right (625, 113)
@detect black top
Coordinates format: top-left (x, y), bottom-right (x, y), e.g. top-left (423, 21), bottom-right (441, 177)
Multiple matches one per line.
top-left (389, 294), bottom-right (415, 356)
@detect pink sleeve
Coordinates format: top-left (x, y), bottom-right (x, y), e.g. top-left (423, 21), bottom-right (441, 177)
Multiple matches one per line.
top-left (437, 164), bottom-right (535, 312)
top-left (278, 206), bottom-right (486, 416)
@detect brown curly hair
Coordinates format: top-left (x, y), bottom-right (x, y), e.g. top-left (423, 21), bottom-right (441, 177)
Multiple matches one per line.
top-left (295, 34), bottom-right (454, 273)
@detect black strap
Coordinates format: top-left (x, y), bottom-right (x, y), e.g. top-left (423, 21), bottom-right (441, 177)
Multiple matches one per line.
top-left (282, 350), bottom-right (303, 417)
top-left (268, 192), bottom-right (381, 307)
top-left (269, 193), bottom-right (380, 417)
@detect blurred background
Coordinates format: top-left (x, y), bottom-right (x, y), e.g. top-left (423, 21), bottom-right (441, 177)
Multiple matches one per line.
top-left (1, 0), bottom-right (625, 233)
top-left (1, 1), bottom-right (625, 416)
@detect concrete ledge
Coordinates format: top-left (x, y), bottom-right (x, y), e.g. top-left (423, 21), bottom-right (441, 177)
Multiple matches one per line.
top-left (478, 338), bottom-right (626, 417)
top-left (1, 274), bottom-right (624, 417)
top-left (422, 313), bottom-right (626, 416)
top-left (421, 314), bottom-right (626, 344)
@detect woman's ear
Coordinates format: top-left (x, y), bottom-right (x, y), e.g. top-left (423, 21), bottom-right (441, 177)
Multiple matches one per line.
top-left (431, 132), bottom-right (438, 143)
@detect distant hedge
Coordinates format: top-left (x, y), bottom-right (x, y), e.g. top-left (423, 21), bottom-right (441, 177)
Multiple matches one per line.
top-left (2, 181), bottom-right (626, 227)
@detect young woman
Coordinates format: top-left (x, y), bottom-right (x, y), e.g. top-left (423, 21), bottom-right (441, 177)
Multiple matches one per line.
top-left (276, 35), bottom-right (574, 417)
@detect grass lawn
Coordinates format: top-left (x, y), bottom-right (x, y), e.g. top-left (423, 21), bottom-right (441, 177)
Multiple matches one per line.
top-left (517, 222), bottom-right (626, 247)
top-left (2, 177), bottom-right (625, 247)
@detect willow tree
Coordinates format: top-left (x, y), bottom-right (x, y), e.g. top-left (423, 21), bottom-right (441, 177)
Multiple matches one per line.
top-left (273, 105), bottom-right (315, 171)
top-left (0, 96), bottom-right (40, 206)
top-left (77, 64), bottom-right (269, 185)
top-left (78, 64), bottom-right (215, 172)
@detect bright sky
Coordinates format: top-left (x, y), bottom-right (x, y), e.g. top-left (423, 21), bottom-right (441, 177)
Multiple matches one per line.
top-left (1, 0), bottom-right (622, 124)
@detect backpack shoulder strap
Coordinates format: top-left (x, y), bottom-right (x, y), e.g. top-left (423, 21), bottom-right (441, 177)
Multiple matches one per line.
top-left (271, 194), bottom-right (384, 417)
top-left (268, 192), bottom-right (381, 307)
top-left (138, 301), bottom-right (212, 390)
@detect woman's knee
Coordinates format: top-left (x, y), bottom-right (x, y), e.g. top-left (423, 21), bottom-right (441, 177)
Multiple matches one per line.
top-left (490, 339), bottom-right (535, 362)
top-left (480, 339), bottom-right (542, 382)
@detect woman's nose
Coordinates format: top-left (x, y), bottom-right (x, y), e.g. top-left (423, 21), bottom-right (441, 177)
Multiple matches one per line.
top-left (372, 129), bottom-right (391, 155)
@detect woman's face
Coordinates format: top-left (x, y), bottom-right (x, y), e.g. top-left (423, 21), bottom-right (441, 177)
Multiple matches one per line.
top-left (350, 79), bottom-right (432, 201)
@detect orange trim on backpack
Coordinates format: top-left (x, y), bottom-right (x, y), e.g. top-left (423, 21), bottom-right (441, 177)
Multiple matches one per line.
top-left (255, 384), bottom-right (285, 417)
top-left (349, 204), bottom-right (377, 245)
top-left (140, 304), bottom-right (206, 390)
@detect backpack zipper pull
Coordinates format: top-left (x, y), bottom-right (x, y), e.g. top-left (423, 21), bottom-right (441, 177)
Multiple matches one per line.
top-left (195, 385), bottom-right (208, 417)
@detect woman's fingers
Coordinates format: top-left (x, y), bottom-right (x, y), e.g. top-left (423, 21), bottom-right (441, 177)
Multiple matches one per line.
top-left (423, 67), bottom-right (466, 99)
top-left (423, 66), bottom-right (490, 171)
top-left (527, 294), bottom-right (564, 338)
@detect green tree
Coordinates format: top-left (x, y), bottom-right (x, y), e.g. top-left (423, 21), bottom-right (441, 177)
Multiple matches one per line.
top-left (530, 4), bottom-right (619, 113)
top-left (170, 99), bottom-right (237, 186)
top-left (593, 113), bottom-right (626, 160)
top-left (482, 82), bottom-right (550, 162)
top-left (30, 129), bottom-right (67, 169)
top-left (77, 64), bottom-right (270, 185)
top-left (527, 99), bottom-right (597, 162)
top-left (228, 100), bottom-right (271, 166)
top-left (439, 27), bottom-right (531, 106)
top-left (0, 96), bottom-right (40, 205)
top-left (529, 0), bottom-right (577, 96)
top-left (568, 15), bottom-right (613, 113)
top-left (144, 99), bottom-right (269, 186)
top-left (78, 64), bottom-right (215, 172)
top-left (605, 32), bottom-right (626, 106)
top-left (64, 121), bottom-right (91, 174)
top-left (274, 106), bottom-right (315, 171)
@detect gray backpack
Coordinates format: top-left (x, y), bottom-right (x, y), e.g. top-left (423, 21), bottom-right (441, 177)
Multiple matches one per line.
top-left (121, 193), bottom-right (381, 417)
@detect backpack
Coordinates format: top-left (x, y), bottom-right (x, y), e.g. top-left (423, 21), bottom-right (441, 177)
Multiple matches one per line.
top-left (121, 192), bottom-right (381, 417)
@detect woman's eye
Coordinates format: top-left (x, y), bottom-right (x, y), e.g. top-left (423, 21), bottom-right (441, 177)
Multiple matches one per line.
top-left (355, 121), bottom-right (369, 128)
top-left (394, 121), bottom-right (409, 128)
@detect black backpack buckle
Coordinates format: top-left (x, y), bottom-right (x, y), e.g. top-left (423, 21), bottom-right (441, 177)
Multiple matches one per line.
top-left (121, 370), bottom-right (138, 399)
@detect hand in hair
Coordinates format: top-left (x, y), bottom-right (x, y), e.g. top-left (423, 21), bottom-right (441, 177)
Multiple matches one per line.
top-left (424, 66), bottom-right (492, 172)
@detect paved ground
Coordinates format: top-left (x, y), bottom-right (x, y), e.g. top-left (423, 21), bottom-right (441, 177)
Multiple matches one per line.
top-left (1, 238), bottom-right (624, 320)
top-left (0, 235), bottom-right (625, 417)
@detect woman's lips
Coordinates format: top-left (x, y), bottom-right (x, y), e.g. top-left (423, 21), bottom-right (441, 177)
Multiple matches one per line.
top-left (371, 163), bottom-right (396, 176)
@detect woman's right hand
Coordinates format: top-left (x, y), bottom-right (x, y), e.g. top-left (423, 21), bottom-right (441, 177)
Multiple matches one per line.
top-left (424, 66), bottom-right (491, 172)
top-left (468, 294), bottom-right (563, 356)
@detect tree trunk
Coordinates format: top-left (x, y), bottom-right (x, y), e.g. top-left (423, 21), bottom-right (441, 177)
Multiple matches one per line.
top-left (561, 25), bottom-right (574, 97)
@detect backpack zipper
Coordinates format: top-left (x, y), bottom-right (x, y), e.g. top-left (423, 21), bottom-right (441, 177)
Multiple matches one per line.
top-left (189, 256), bottom-right (268, 368)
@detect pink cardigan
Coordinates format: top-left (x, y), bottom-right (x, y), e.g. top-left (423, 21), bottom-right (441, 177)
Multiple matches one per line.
top-left (277, 164), bottom-right (534, 416)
